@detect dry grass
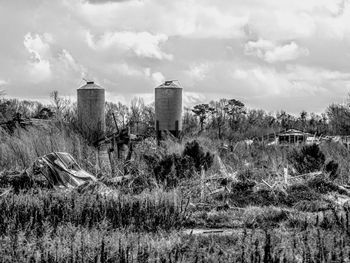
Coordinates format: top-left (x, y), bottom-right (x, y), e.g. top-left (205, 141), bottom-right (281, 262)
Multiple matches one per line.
top-left (0, 122), bottom-right (98, 174)
top-left (0, 188), bottom-right (187, 235)
top-left (2, 124), bottom-right (350, 262)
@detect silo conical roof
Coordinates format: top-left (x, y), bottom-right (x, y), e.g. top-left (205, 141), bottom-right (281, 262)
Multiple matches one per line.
top-left (78, 81), bottom-right (104, 90)
top-left (156, 80), bottom-right (182, 89)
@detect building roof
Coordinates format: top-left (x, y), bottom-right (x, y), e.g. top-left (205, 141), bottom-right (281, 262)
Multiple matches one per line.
top-left (78, 81), bottom-right (104, 90)
top-left (278, 129), bottom-right (311, 136)
top-left (156, 80), bottom-right (182, 89)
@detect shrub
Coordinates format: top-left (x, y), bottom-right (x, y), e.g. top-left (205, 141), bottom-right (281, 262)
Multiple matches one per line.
top-left (293, 200), bottom-right (332, 212)
top-left (324, 160), bottom-right (339, 180)
top-left (307, 177), bottom-right (348, 195)
top-left (0, 170), bottom-right (51, 193)
top-left (231, 181), bottom-right (255, 195)
top-left (242, 206), bottom-right (289, 228)
top-left (182, 140), bottom-right (214, 171)
top-left (284, 184), bottom-right (320, 205)
top-left (144, 153), bottom-right (195, 188)
top-left (144, 140), bottom-right (214, 188)
top-left (288, 144), bottom-right (325, 174)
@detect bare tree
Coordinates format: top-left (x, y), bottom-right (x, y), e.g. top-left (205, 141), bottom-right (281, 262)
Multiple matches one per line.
top-left (50, 90), bottom-right (72, 120)
top-left (327, 103), bottom-right (350, 135)
top-left (208, 99), bottom-right (227, 139)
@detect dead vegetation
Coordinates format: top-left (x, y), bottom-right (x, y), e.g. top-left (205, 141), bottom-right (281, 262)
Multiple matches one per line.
top-left (2, 122), bottom-right (350, 261)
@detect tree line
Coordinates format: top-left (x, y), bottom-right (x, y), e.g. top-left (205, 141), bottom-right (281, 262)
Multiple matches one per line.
top-left (1, 91), bottom-right (350, 141)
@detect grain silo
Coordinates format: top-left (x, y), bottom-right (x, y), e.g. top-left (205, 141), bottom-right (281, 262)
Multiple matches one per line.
top-left (77, 81), bottom-right (105, 144)
top-left (155, 80), bottom-right (183, 138)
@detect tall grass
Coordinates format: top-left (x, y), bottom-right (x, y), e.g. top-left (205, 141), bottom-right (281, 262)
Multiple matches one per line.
top-left (0, 122), bottom-right (97, 173)
top-left (1, 224), bottom-right (350, 262)
top-left (321, 142), bottom-right (350, 183)
top-left (0, 188), bottom-right (187, 234)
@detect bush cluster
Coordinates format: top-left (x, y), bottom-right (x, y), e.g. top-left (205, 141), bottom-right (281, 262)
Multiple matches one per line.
top-left (144, 140), bottom-right (214, 188)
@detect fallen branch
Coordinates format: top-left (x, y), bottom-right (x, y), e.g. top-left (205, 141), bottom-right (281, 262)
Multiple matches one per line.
top-left (111, 174), bottom-right (133, 183)
top-left (261, 179), bottom-right (276, 189)
top-left (292, 171), bottom-right (323, 179)
top-left (210, 186), bottom-right (231, 195)
top-left (0, 188), bottom-right (11, 198)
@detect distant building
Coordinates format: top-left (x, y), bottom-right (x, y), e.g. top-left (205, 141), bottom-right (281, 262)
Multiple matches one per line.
top-left (277, 129), bottom-right (311, 145)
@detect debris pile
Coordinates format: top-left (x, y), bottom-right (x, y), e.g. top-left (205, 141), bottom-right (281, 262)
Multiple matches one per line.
top-left (0, 152), bottom-right (96, 193)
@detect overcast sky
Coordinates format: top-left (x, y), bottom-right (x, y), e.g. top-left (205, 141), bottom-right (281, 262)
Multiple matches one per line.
top-left (0, 0), bottom-right (350, 113)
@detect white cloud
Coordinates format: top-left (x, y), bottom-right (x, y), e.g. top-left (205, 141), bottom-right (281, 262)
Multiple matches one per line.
top-left (0, 79), bottom-right (8, 86)
top-left (183, 91), bottom-right (206, 107)
top-left (187, 63), bottom-right (210, 81)
top-left (86, 31), bottom-right (173, 60)
top-left (173, 4), bottom-right (248, 38)
top-left (231, 65), bottom-right (350, 99)
top-left (23, 33), bottom-right (52, 82)
top-left (264, 42), bottom-right (309, 63)
top-left (24, 33), bottom-right (52, 58)
top-left (58, 49), bottom-right (86, 74)
top-left (151, 72), bottom-right (165, 85)
top-left (285, 65), bottom-right (350, 84)
top-left (245, 40), bottom-right (309, 63)
top-left (112, 63), bottom-right (145, 77)
top-left (108, 63), bottom-right (165, 85)
top-left (78, 0), bottom-right (247, 39)
top-left (232, 69), bottom-right (248, 79)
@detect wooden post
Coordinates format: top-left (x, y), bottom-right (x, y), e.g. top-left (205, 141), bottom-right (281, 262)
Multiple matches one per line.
top-left (95, 147), bottom-right (100, 174)
top-left (201, 166), bottom-right (205, 202)
top-left (284, 167), bottom-right (289, 185)
top-left (112, 113), bottom-right (119, 133)
top-left (109, 135), bottom-right (115, 176)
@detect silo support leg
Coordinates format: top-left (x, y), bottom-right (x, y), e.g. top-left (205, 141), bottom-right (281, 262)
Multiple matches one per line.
top-left (156, 120), bottom-right (160, 146)
top-left (175, 120), bottom-right (179, 138)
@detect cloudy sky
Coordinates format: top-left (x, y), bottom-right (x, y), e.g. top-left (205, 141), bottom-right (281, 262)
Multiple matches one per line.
top-left (1, 0), bottom-right (350, 113)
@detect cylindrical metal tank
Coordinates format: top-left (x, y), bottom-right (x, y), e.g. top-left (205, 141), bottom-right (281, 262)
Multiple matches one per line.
top-left (155, 80), bottom-right (182, 137)
top-left (77, 81), bottom-right (105, 143)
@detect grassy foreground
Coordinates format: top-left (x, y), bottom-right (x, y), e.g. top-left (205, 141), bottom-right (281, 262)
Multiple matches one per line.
top-left (2, 123), bottom-right (350, 262)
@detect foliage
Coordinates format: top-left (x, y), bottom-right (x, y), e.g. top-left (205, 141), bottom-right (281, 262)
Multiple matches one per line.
top-left (288, 144), bottom-right (326, 174)
top-left (0, 171), bottom-right (50, 193)
top-left (191, 103), bottom-right (211, 131)
top-left (307, 177), bottom-right (348, 195)
top-left (327, 103), bottom-right (350, 135)
top-left (144, 140), bottom-right (213, 188)
top-left (182, 140), bottom-right (214, 171)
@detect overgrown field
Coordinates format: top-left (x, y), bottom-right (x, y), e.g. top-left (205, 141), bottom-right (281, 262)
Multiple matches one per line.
top-left (2, 123), bottom-right (350, 262)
